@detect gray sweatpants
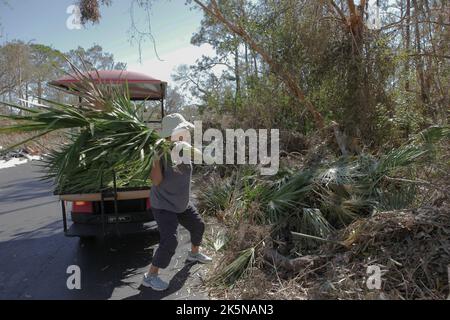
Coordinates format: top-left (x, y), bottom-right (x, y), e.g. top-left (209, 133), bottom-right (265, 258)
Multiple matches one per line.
top-left (151, 203), bottom-right (205, 269)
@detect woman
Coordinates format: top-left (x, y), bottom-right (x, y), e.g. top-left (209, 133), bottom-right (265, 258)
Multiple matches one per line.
top-left (142, 113), bottom-right (212, 291)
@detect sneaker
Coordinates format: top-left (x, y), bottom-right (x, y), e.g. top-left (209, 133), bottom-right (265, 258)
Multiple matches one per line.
top-left (186, 251), bottom-right (213, 264)
top-left (142, 273), bottom-right (169, 291)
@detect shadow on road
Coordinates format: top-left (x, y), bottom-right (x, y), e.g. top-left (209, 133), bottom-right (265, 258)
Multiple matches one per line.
top-left (0, 164), bottom-right (207, 300)
top-left (0, 200), bottom-right (57, 216)
top-left (0, 177), bottom-right (53, 203)
top-left (124, 262), bottom-right (199, 300)
top-left (67, 231), bottom-right (164, 300)
top-left (0, 220), bottom-right (166, 300)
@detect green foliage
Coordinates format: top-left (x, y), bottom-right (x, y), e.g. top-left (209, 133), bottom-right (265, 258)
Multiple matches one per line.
top-left (266, 170), bottom-right (314, 224)
top-left (176, 1), bottom-right (450, 148)
top-left (0, 71), bottom-right (171, 194)
top-left (198, 125), bottom-right (448, 256)
top-left (198, 177), bottom-right (236, 215)
top-left (208, 246), bottom-right (255, 288)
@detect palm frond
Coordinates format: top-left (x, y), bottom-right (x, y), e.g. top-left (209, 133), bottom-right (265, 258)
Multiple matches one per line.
top-left (0, 63), bottom-right (171, 194)
top-left (266, 170), bottom-right (314, 224)
top-left (209, 247), bottom-right (255, 288)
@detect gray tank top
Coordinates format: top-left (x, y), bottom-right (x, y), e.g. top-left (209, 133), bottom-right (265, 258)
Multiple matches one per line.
top-left (150, 158), bottom-right (192, 213)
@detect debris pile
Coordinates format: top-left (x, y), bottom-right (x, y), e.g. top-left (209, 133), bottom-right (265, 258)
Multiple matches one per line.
top-left (304, 206), bottom-right (450, 299)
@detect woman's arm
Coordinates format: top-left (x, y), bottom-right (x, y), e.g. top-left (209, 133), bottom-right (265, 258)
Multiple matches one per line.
top-left (150, 159), bottom-right (163, 186)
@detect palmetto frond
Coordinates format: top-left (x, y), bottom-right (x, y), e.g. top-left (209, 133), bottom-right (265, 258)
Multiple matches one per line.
top-left (208, 246), bottom-right (255, 288)
top-left (0, 66), bottom-right (171, 194)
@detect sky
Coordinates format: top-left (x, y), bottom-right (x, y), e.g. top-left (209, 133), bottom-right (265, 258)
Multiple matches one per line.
top-left (0, 0), bottom-right (214, 82)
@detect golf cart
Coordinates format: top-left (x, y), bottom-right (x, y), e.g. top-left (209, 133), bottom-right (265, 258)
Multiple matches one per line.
top-left (48, 70), bottom-right (167, 239)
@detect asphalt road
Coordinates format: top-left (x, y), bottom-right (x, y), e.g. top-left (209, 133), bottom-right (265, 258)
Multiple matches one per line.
top-left (0, 162), bottom-right (208, 300)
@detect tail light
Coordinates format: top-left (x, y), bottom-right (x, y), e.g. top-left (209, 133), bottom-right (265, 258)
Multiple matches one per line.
top-left (72, 201), bottom-right (93, 214)
top-left (146, 198), bottom-right (151, 210)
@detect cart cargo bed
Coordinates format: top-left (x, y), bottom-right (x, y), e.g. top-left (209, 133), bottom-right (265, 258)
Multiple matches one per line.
top-left (56, 187), bottom-right (151, 201)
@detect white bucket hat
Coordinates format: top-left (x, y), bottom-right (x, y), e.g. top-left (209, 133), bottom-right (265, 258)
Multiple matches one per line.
top-left (159, 113), bottom-right (195, 138)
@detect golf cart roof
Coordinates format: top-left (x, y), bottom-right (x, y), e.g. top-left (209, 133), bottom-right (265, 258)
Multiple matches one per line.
top-left (48, 70), bottom-right (167, 101)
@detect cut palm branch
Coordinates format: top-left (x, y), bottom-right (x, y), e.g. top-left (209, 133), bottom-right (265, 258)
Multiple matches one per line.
top-left (0, 68), bottom-right (171, 194)
top-left (266, 169), bottom-right (314, 224)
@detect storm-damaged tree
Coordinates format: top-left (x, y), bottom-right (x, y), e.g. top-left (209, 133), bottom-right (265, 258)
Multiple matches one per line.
top-left (77, 0), bottom-right (449, 149)
top-left (76, 0), bottom-right (326, 130)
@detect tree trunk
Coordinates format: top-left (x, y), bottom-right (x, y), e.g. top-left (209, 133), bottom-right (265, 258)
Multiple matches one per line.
top-left (344, 0), bottom-right (371, 141)
top-left (234, 38), bottom-right (240, 117)
top-left (253, 51), bottom-right (258, 77)
top-left (37, 80), bottom-right (43, 104)
top-left (405, 0), bottom-right (411, 91)
top-left (412, 0), bottom-right (428, 105)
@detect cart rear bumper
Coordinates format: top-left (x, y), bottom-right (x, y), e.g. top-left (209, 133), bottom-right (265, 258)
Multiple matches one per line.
top-left (65, 221), bottom-right (158, 238)
top-left (71, 210), bottom-right (154, 224)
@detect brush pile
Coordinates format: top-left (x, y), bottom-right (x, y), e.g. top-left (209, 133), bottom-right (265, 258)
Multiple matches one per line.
top-left (198, 126), bottom-right (449, 299)
top-left (302, 205), bottom-right (450, 299)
